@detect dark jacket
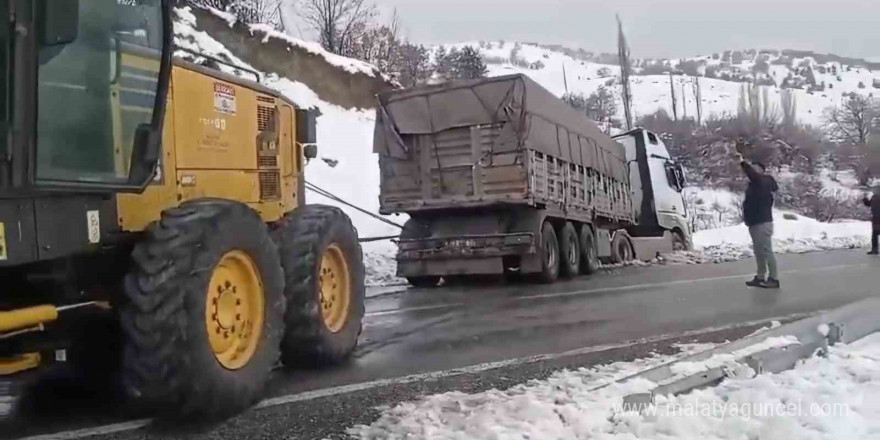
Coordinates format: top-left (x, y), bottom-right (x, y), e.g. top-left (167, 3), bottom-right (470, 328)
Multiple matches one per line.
top-left (863, 195), bottom-right (880, 225)
top-left (742, 162), bottom-right (778, 226)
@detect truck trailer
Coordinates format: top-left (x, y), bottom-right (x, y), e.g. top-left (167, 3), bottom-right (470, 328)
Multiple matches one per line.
top-left (374, 74), bottom-right (690, 286)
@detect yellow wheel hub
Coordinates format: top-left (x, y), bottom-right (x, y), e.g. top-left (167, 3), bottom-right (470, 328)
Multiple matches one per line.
top-left (206, 250), bottom-right (265, 370)
top-left (319, 244), bottom-right (351, 333)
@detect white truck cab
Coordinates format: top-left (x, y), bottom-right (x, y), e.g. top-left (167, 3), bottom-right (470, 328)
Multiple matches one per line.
top-left (614, 128), bottom-right (692, 252)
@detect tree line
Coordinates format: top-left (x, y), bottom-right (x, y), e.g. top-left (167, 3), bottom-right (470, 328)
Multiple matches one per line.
top-left (636, 86), bottom-right (879, 222)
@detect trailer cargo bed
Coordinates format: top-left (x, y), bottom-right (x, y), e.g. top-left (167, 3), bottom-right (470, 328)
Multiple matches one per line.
top-left (375, 74), bottom-right (634, 224)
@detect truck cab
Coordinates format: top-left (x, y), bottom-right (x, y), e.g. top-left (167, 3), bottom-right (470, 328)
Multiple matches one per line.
top-left (613, 128), bottom-right (691, 251)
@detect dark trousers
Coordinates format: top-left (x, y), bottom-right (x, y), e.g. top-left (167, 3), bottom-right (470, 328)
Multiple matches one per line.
top-left (873, 224), bottom-right (880, 252)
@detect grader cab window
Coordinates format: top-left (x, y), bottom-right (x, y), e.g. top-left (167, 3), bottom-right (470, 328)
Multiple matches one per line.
top-left (36, 0), bottom-right (163, 184)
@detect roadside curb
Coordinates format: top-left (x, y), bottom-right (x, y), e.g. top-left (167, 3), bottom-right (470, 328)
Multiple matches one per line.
top-left (622, 297), bottom-right (880, 407)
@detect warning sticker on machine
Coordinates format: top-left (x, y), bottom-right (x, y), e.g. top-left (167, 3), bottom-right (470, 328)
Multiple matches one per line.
top-left (213, 83), bottom-right (237, 115)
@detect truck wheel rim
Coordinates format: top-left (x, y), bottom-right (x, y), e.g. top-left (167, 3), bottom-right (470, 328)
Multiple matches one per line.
top-left (320, 244), bottom-right (351, 333)
top-left (545, 236), bottom-right (556, 269)
top-left (206, 250), bottom-right (265, 370)
top-left (568, 236), bottom-right (578, 265)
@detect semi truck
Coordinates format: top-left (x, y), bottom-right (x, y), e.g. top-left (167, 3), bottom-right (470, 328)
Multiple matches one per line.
top-left (374, 74), bottom-right (691, 286)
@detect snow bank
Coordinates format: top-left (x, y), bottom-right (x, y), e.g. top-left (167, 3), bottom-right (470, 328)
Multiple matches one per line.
top-left (350, 334), bottom-right (880, 439)
top-left (349, 343), bottom-right (715, 439)
top-left (248, 23), bottom-right (382, 78)
top-left (201, 7), bottom-right (382, 79)
top-left (695, 210), bottom-right (871, 261)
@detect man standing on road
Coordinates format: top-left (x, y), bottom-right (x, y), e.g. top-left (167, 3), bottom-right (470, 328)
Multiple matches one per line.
top-left (864, 187), bottom-right (880, 255)
top-left (735, 152), bottom-right (780, 289)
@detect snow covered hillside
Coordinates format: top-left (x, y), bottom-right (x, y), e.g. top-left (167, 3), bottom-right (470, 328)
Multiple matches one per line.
top-left (350, 332), bottom-right (880, 439)
top-left (445, 42), bottom-right (880, 127)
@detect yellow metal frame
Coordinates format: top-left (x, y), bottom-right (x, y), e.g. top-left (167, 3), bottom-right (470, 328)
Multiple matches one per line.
top-left (116, 62), bottom-right (301, 232)
top-left (0, 353), bottom-right (41, 376)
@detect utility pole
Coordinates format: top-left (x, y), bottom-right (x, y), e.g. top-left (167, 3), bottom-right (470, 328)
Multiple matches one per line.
top-left (669, 72), bottom-right (678, 121)
top-left (562, 62), bottom-right (569, 95)
top-left (681, 82), bottom-right (688, 119)
top-left (692, 76), bottom-right (703, 125)
top-left (617, 15), bottom-right (634, 131)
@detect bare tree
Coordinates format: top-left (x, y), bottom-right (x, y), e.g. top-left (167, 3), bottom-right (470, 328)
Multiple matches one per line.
top-left (824, 94), bottom-right (879, 184)
top-left (180, 0), bottom-right (282, 27)
top-left (298, 0), bottom-right (377, 56)
top-left (395, 43), bottom-right (432, 87)
top-left (824, 94), bottom-right (876, 146)
top-left (586, 86), bottom-right (619, 133)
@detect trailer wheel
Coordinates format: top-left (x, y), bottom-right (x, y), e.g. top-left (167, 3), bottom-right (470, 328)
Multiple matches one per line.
top-left (407, 276), bottom-right (441, 288)
top-left (610, 232), bottom-right (635, 264)
top-left (537, 222), bottom-right (560, 283)
top-left (672, 230), bottom-right (687, 251)
top-left (579, 226), bottom-right (600, 275)
top-left (121, 201), bottom-right (285, 418)
top-left (559, 223), bottom-right (580, 278)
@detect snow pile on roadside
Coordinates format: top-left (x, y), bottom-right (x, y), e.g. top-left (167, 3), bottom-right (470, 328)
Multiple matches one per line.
top-left (695, 210), bottom-right (871, 261)
top-left (362, 240), bottom-right (406, 287)
top-left (349, 343), bottom-right (716, 439)
top-left (350, 333), bottom-right (880, 439)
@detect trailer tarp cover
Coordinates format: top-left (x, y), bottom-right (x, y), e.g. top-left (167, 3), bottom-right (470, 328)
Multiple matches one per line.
top-left (374, 74), bottom-right (628, 181)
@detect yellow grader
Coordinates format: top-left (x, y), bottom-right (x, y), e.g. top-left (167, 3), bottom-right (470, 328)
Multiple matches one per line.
top-left (0, 0), bottom-right (364, 421)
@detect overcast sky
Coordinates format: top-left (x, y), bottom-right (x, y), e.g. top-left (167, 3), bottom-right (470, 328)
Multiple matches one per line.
top-left (353, 0), bottom-right (880, 61)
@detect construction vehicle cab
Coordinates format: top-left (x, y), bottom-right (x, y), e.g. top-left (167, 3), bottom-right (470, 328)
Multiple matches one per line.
top-left (1, 0), bottom-right (365, 423)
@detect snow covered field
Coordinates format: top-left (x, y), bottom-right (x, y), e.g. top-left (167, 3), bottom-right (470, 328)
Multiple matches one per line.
top-left (350, 333), bottom-right (880, 439)
top-left (694, 210), bottom-right (872, 262)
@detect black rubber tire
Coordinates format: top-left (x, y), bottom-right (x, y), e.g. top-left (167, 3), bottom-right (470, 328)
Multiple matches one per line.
top-left (272, 205), bottom-right (365, 367)
top-left (120, 200), bottom-right (285, 419)
top-left (558, 222), bottom-right (580, 278)
top-left (610, 232), bottom-right (635, 264)
top-left (672, 230), bottom-right (688, 251)
top-left (579, 225), bottom-right (600, 275)
top-left (537, 222), bottom-right (560, 283)
top-left (407, 276), bottom-right (441, 288)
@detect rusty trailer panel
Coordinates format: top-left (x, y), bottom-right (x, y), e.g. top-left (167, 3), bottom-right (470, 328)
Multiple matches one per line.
top-left (379, 124), bottom-right (529, 212)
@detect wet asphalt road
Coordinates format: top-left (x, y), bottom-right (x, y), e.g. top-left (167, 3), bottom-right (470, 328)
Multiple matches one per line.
top-left (6, 248), bottom-right (880, 439)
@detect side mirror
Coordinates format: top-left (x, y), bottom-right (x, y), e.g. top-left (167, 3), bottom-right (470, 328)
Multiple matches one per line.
top-left (129, 124), bottom-right (162, 186)
top-left (295, 108), bottom-right (318, 145)
top-left (36, 0), bottom-right (80, 47)
top-left (303, 144), bottom-right (318, 160)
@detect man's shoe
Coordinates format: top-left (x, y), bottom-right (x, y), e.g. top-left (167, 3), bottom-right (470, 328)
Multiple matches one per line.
top-left (746, 277), bottom-right (765, 287)
top-left (868, 251), bottom-right (879, 255)
top-left (759, 278), bottom-right (781, 289)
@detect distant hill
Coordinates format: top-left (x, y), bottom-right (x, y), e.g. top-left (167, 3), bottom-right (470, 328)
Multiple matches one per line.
top-left (438, 42), bottom-right (880, 128)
